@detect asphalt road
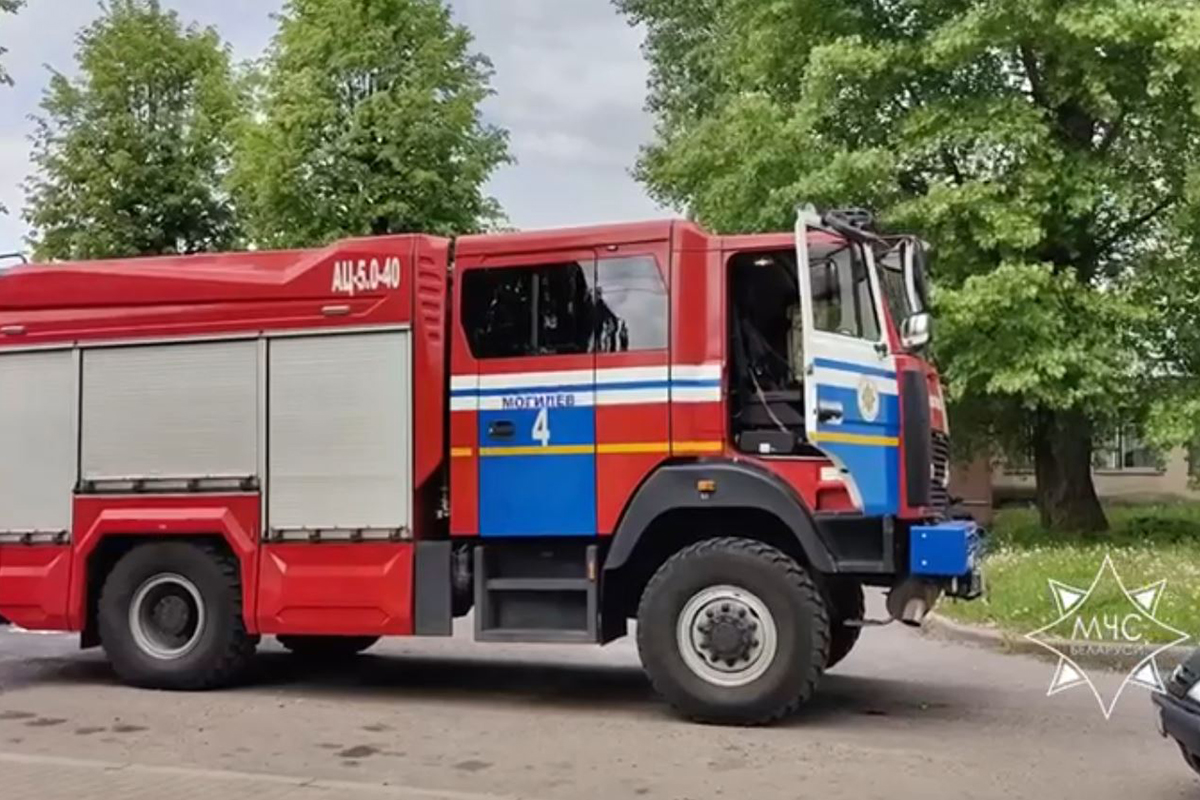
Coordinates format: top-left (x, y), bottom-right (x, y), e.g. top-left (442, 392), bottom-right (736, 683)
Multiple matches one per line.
top-left (0, 604), bottom-right (1196, 800)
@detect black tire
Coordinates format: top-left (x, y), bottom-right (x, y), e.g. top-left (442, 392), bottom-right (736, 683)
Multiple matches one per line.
top-left (98, 541), bottom-right (257, 690)
top-left (276, 635), bottom-right (380, 658)
top-left (825, 579), bottom-right (864, 670)
top-left (636, 537), bottom-right (830, 725)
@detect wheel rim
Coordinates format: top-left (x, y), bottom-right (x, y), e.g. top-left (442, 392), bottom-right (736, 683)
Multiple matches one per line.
top-left (676, 584), bottom-right (778, 687)
top-left (128, 573), bottom-right (206, 660)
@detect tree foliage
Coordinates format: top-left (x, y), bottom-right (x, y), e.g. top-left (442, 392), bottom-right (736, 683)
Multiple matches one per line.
top-left (24, 0), bottom-right (242, 260)
top-left (618, 0), bottom-right (1200, 531)
top-left (231, 0), bottom-right (511, 248)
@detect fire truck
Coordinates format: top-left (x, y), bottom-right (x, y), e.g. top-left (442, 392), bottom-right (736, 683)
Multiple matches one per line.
top-left (0, 210), bottom-right (979, 724)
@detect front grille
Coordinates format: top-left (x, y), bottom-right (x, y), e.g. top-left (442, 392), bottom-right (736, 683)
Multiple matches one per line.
top-left (931, 431), bottom-right (950, 513)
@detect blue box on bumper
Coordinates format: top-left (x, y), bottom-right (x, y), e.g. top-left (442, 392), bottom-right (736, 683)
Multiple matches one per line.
top-left (910, 520), bottom-right (980, 577)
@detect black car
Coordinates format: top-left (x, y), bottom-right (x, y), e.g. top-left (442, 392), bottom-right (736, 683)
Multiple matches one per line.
top-left (1154, 649), bottom-right (1200, 775)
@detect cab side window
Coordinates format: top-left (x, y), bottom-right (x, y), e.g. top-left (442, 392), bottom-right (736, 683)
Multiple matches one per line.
top-left (594, 256), bottom-right (668, 352)
top-left (809, 244), bottom-right (880, 341)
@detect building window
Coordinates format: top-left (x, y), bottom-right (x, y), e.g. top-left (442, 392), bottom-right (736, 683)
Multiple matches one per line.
top-left (1000, 424), bottom-right (1164, 474)
top-left (1092, 426), bottom-right (1165, 473)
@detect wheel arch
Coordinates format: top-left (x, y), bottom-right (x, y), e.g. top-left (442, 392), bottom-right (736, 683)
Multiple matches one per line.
top-left (602, 461), bottom-right (836, 620)
top-left (79, 534), bottom-right (245, 648)
top-left (71, 497), bottom-right (261, 643)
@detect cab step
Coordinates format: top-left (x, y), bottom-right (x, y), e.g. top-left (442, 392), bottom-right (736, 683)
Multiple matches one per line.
top-left (474, 543), bottom-right (599, 643)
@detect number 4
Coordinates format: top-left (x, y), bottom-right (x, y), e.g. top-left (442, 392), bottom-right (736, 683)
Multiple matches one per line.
top-left (532, 408), bottom-right (551, 447)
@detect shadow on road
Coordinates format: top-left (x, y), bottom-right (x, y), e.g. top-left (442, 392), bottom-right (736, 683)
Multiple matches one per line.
top-left (5, 647), bottom-right (976, 727)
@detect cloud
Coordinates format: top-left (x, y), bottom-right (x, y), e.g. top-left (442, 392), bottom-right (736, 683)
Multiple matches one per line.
top-left (449, 0), bottom-right (664, 227)
top-left (0, 0), bottom-right (663, 249)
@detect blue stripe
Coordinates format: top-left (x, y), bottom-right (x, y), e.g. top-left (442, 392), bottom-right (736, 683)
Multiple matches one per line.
top-left (452, 378), bottom-right (720, 397)
top-left (813, 358), bottom-right (896, 380)
top-left (668, 378), bottom-right (722, 388)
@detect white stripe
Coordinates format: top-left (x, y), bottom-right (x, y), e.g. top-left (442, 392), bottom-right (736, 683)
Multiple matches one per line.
top-left (596, 365), bottom-right (669, 384)
top-left (596, 387), bottom-right (670, 406)
top-left (479, 391), bottom-right (595, 411)
top-left (477, 369), bottom-right (593, 390)
top-left (457, 386), bottom-right (676, 410)
top-left (455, 364), bottom-right (717, 390)
top-left (671, 363), bottom-right (722, 380)
top-left (813, 367), bottom-right (898, 395)
top-left (672, 386), bottom-right (722, 403)
top-left (930, 394), bottom-right (945, 411)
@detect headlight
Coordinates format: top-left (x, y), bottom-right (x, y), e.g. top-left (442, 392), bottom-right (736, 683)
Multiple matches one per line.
top-left (1186, 680), bottom-right (1200, 704)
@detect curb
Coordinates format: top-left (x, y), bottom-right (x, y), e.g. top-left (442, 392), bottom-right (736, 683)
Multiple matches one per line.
top-left (922, 612), bottom-right (1194, 672)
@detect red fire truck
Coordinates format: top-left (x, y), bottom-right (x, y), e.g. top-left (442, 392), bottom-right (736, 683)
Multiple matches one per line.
top-left (0, 210), bottom-right (978, 724)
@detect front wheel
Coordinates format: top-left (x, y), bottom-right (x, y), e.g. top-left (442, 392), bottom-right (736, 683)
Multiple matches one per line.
top-left (636, 537), bottom-right (830, 725)
top-left (825, 579), bottom-right (864, 670)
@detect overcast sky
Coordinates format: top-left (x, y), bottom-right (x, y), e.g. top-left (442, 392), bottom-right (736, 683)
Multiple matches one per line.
top-left (0, 0), bottom-right (665, 250)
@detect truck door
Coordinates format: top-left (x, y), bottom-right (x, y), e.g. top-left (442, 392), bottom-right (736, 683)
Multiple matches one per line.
top-left (459, 251), bottom-right (598, 537)
top-left (795, 213), bottom-right (901, 516)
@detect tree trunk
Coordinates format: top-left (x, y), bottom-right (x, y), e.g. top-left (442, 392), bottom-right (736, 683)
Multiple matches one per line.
top-left (1032, 407), bottom-right (1109, 532)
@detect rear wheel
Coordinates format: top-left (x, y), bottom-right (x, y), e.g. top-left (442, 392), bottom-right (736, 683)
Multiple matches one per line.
top-left (277, 635), bottom-right (380, 658)
top-left (825, 579), bottom-right (864, 670)
top-left (98, 542), bottom-right (257, 690)
top-left (636, 537), bottom-right (830, 725)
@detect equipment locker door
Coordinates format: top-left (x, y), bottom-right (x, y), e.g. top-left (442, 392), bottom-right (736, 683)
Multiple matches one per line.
top-left (796, 212), bottom-right (901, 516)
top-left (459, 251), bottom-right (598, 537)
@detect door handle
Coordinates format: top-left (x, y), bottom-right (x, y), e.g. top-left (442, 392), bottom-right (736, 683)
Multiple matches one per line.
top-left (487, 420), bottom-right (515, 440)
top-left (817, 408), bottom-right (844, 423)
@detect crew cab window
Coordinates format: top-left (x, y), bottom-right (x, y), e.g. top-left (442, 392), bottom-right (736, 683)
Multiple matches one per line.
top-left (594, 256), bottom-right (667, 352)
top-left (462, 262), bottom-right (595, 359)
top-left (809, 243), bottom-right (880, 341)
top-left (463, 256), bottom-right (668, 359)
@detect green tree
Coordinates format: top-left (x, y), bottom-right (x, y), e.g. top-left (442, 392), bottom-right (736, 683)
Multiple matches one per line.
top-left (618, 0), bottom-right (1200, 532)
top-left (0, 0), bottom-right (24, 87)
top-left (231, 0), bottom-right (511, 248)
top-left (24, 0), bottom-right (241, 260)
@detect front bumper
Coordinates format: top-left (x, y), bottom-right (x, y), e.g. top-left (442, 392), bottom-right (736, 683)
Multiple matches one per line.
top-left (910, 520), bottom-right (984, 600)
top-left (1153, 691), bottom-right (1200, 756)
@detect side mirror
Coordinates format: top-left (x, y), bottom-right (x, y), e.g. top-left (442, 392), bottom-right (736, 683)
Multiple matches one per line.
top-left (901, 312), bottom-right (931, 351)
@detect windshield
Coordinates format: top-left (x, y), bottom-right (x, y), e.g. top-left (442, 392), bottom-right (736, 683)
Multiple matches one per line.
top-left (878, 239), bottom-right (931, 342)
top-left (878, 246), bottom-right (914, 327)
